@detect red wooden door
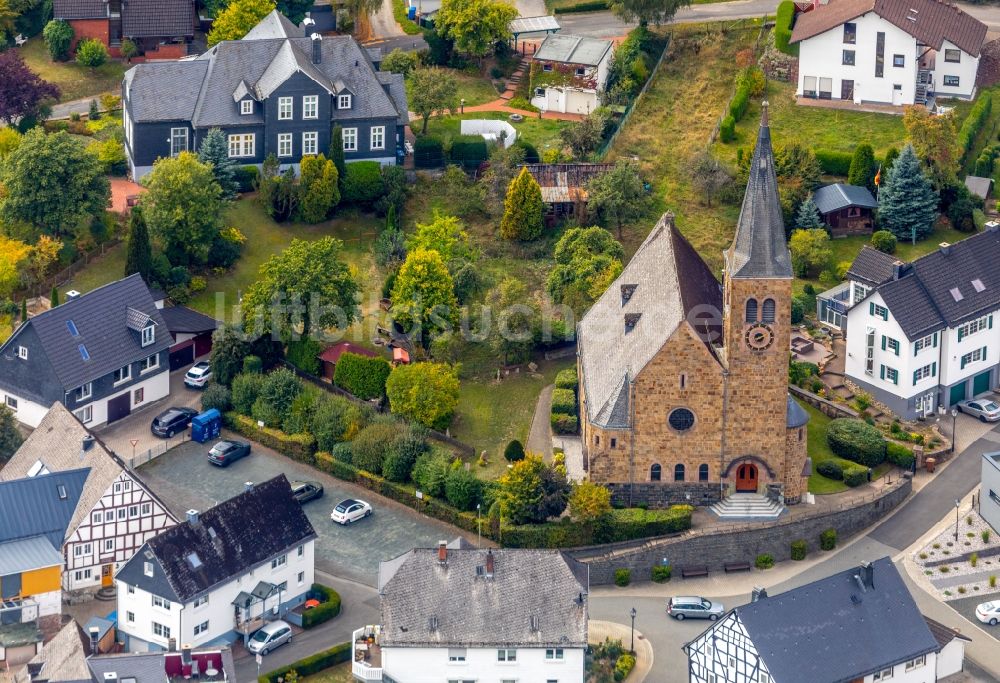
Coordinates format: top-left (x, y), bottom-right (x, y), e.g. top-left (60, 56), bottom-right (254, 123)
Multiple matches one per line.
top-left (735, 463), bottom-right (758, 492)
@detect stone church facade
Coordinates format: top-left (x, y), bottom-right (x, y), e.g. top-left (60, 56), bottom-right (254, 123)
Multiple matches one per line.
top-left (577, 106), bottom-right (810, 508)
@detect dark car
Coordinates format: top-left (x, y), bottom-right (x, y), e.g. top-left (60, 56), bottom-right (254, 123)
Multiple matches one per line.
top-left (150, 407), bottom-right (199, 438)
top-left (207, 439), bottom-right (251, 467)
top-left (291, 480), bottom-right (324, 504)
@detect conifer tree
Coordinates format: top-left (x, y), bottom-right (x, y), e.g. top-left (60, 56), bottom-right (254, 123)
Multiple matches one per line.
top-left (49, 286), bottom-right (59, 307)
top-left (847, 143), bottom-right (877, 194)
top-left (198, 128), bottom-right (239, 199)
top-left (499, 167), bottom-right (544, 241)
top-left (331, 126), bottom-right (347, 187)
top-left (877, 144), bottom-right (938, 243)
top-left (795, 195), bottom-right (823, 231)
top-left (124, 204), bottom-right (153, 283)
top-left (20, 300), bottom-right (27, 324)
top-left (298, 154), bottom-right (340, 223)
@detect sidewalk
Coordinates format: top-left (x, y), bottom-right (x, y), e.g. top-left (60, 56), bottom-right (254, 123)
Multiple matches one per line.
top-left (589, 620), bottom-right (654, 682)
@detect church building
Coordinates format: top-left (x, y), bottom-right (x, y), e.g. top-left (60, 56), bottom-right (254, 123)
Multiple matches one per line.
top-left (577, 106), bottom-right (810, 512)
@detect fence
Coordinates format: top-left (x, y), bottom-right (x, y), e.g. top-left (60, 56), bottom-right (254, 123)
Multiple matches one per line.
top-left (126, 433), bottom-right (187, 470)
top-left (15, 237), bottom-right (123, 301)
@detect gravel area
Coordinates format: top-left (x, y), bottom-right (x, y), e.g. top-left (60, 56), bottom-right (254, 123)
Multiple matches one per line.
top-left (914, 509), bottom-right (1000, 600)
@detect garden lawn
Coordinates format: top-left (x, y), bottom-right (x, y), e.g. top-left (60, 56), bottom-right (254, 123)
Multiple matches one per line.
top-left (302, 662), bottom-right (353, 683)
top-left (406, 71), bottom-right (500, 109)
top-left (423, 112), bottom-right (571, 157)
top-left (391, 0), bottom-right (423, 35)
top-left (798, 399), bottom-right (847, 494)
top-left (19, 37), bottom-right (127, 103)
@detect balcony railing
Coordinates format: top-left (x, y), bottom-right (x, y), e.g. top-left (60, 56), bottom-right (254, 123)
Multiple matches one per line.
top-left (352, 626), bottom-right (383, 681)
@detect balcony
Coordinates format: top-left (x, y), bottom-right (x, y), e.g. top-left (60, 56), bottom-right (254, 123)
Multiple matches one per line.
top-left (352, 626), bottom-right (383, 681)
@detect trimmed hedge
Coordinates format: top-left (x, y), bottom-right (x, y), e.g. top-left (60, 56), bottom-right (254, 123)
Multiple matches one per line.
top-left (729, 85), bottom-right (750, 122)
top-left (816, 458), bottom-right (846, 480)
top-left (235, 165), bottom-right (259, 193)
top-left (258, 642), bottom-right (351, 682)
top-left (820, 528), bottom-right (837, 551)
top-left (551, 413), bottom-right (579, 434)
top-left (720, 115), bottom-right (736, 143)
top-left (790, 539), bottom-right (807, 561)
top-left (614, 568), bottom-right (631, 586)
top-left (300, 583), bottom-right (342, 629)
top-left (827, 418), bottom-right (886, 467)
top-left (555, 367), bottom-right (578, 391)
top-left (775, 0), bottom-right (798, 56)
top-left (958, 92), bottom-right (993, 157)
top-left (551, 388), bottom-right (577, 415)
top-left (843, 463), bottom-right (869, 487)
top-left (815, 149), bottom-right (854, 176)
top-left (450, 135), bottom-right (488, 168)
top-left (886, 441), bottom-right (915, 470)
top-left (286, 338), bottom-right (323, 376)
top-left (333, 352), bottom-right (392, 400)
top-left (414, 136), bottom-right (443, 168)
top-left (225, 413), bottom-right (316, 463)
top-left (553, 0), bottom-right (609, 12)
top-left (342, 161), bottom-right (384, 204)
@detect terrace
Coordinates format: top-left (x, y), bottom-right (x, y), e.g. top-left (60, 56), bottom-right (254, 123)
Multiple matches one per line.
top-left (352, 625), bottom-right (383, 681)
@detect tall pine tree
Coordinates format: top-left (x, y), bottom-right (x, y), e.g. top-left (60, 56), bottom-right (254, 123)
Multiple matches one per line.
top-left (198, 128), bottom-right (239, 199)
top-left (877, 144), bottom-right (938, 244)
top-left (795, 195), bottom-right (823, 230)
top-left (49, 286), bottom-right (59, 307)
top-left (499, 168), bottom-right (544, 241)
top-left (847, 143), bottom-right (877, 194)
top-left (331, 126), bottom-right (347, 188)
top-left (124, 204), bottom-right (153, 283)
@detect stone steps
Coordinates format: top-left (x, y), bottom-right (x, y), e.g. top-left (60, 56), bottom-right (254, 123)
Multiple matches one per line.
top-left (710, 493), bottom-right (785, 521)
top-left (95, 586), bottom-right (117, 602)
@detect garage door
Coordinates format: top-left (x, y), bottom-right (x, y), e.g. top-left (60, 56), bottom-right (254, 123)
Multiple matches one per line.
top-left (974, 371), bottom-right (992, 396)
top-left (170, 344), bottom-right (195, 371)
top-left (107, 392), bottom-right (131, 424)
top-left (194, 332), bottom-right (213, 358)
top-left (950, 383), bottom-right (967, 406)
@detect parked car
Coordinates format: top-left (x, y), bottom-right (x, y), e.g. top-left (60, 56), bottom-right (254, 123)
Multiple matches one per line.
top-left (667, 596), bottom-right (724, 621)
top-left (246, 620), bottom-right (293, 655)
top-left (291, 480), bottom-right (324, 504)
top-left (976, 601), bottom-right (1000, 626)
top-left (958, 399), bottom-right (1000, 423)
top-left (150, 407), bottom-right (198, 438)
top-left (207, 439), bottom-right (251, 467)
top-left (331, 498), bottom-right (372, 525)
top-left (184, 361), bottom-right (212, 389)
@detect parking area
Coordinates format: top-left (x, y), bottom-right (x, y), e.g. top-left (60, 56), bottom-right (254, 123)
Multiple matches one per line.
top-left (135, 436), bottom-right (475, 586)
top-left (948, 594), bottom-right (1000, 630)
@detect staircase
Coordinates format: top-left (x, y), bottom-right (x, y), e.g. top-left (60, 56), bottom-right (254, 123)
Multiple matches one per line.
top-left (710, 493), bottom-right (785, 521)
top-left (916, 69), bottom-right (932, 105)
top-left (95, 586), bottom-right (117, 602)
top-left (500, 57), bottom-right (528, 101)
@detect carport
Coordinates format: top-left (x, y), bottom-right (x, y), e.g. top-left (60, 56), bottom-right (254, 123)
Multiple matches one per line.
top-left (159, 306), bottom-right (218, 371)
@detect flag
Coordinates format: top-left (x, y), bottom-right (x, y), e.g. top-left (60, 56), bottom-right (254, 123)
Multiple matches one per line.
top-left (874, 165), bottom-right (881, 187)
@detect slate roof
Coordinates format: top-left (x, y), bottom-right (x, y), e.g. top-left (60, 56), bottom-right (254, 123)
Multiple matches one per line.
top-left (728, 106), bottom-right (793, 279)
top-left (533, 33), bottom-right (612, 66)
top-left (0, 468), bottom-right (88, 551)
top-left (243, 9), bottom-right (304, 40)
top-left (813, 183), bottom-right (878, 214)
top-left (790, 0), bottom-right (988, 56)
top-left (379, 546), bottom-right (588, 648)
top-left (847, 245), bottom-right (898, 287)
top-left (158, 305), bottom-right (219, 335)
top-left (115, 475), bottom-right (316, 603)
top-left (52, 0), bottom-right (107, 20)
top-left (125, 60), bottom-right (209, 122)
top-left (727, 558), bottom-right (940, 683)
top-left (925, 615), bottom-right (972, 647)
top-left (578, 213), bottom-right (723, 429)
top-left (877, 273), bottom-right (945, 339)
top-left (121, 0), bottom-right (195, 39)
top-left (14, 621), bottom-right (91, 683)
top-left (786, 396), bottom-right (810, 428)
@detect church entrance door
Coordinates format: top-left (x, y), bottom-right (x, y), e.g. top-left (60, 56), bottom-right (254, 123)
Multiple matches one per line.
top-left (735, 463), bottom-right (758, 492)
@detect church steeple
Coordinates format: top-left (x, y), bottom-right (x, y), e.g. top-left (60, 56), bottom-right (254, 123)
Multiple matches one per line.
top-left (727, 102), bottom-right (792, 280)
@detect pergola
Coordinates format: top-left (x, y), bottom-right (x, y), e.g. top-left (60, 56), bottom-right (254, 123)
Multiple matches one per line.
top-left (508, 15), bottom-right (561, 43)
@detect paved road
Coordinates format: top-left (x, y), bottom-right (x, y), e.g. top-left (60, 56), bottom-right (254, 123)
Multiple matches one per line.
top-left (526, 383), bottom-right (554, 457)
top-left (370, 0), bottom-right (406, 39)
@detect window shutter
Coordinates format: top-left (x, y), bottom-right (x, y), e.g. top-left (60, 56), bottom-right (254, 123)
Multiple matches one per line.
top-left (894, 340), bottom-right (899, 356)
top-left (882, 308), bottom-right (888, 321)
top-left (870, 302), bottom-right (875, 316)
top-left (913, 370), bottom-right (918, 385)
top-left (962, 356), bottom-right (967, 370)
top-left (983, 346), bottom-right (988, 361)
top-left (881, 336), bottom-right (887, 351)
top-left (990, 315), bottom-right (994, 330)
top-left (880, 365), bottom-right (885, 380)
top-left (932, 362), bottom-right (937, 377)
top-left (933, 332), bottom-right (938, 348)
top-left (914, 342), bottom-right (919, 357)
top-left (892, 372), bottom-right (898, 386)
top-left (959, 328), bottom-right (965, 342)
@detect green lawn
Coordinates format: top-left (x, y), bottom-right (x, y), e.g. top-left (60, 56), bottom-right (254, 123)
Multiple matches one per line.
top-left (19, 37), bottom-right (127, 103)
top-left (798, 399), bottom-right (847, 494)
top-left (302, 662), bottom-right (352, 682)
top-left (423, 111), bottom-right (572, 156)
top-left (406, 71), bottom-right (500, 108)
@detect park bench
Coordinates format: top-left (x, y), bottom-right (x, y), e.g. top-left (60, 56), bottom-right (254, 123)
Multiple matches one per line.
top-left (680, 565), bottom-right (709, 579)
top-left (724, 561), bottom-right (751, 573)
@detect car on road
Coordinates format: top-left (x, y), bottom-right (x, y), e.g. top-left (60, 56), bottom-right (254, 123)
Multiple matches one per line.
top-left (957, 399), bottom-right (1000, 422)
top-left (246, 620), bottom-right (292, 655)
top-left (184, 361), bottom-right (212, 389)
top-left (976, 601), bottom-right (1000, 626)
top-left (150, 407), bottom-right (199, 438)
top-left (667, 596), bottom-right (724, 621)
top-left (331, 498), bottom-right (372, 525)
top-left (291, 480), bottom-right (324, 504)
top-left (207, 439), bottom-right (251, 467)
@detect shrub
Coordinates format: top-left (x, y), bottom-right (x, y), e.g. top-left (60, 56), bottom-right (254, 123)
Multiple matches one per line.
top-left (508, 97), bottom-right (540, 113)
top-left (820, 528), bottom-right (837, 551)
top-left (827, 418), bottom-right (886, 467)
top-left (886, 441), bottom-right (915, 470)
top-left (775, 0), bottom-right (798, 56)
top-left (755, 553), bottom-right (774, 569)
top-left (991, 575), bottom-right (997, 588)
top-left (728, 84), bottom-right (750, 122)
top-left (449, 135), bottom-right (489, 168)
top-left (414, 136), bottom-right (444, 168)
top-left (412, 450), bottom-right (452, 497)
top-left (614, 653), bottom-right (637, 681)
top-left (333, 352), bottom-right (392, 400)
top-left (814, 149), bottom-right (854, 176)
top-left (983, 530), bottom-right (991, 543)
top-left (342, 161), bottom-right (384, 204)
top-left (514, 139), bottom-right (540, 163)
top-left (790, 539), bottom-right (807, 561)
top-left (445, 467), bottom-right (483, 511)
top-left (253, 368), bottom-right (301, 427)
top-left (651, 565), bottom-right (672, 582)
top-left (351, 421), bottom-right (404, 475)
top-left (258, 642), bottom-right (351, 682)
top-left (234, 165), bottom-right (259, 193)
top-left (871, 230), bottom-right (897, 254)
top-left (231, 372), bottom-right (266, 415)
top-left (719, 115), bottom-right (736, 143)
top-left (44, 20), bottom-right (75, 60)
top-left (243, 355), bottom-right (263, 374)
top-left (504, 439), bottom-right (526, 462)
top-left (971, 552), bottom-right (979, 568)
top-left (614, 568), bottom-right (631, 586)
top-left (842, 463), bottom-right (869, 487)
top-left (225, 413), bottom-right (315, 463)
top-left (551, 388), bottom-right (577, 415)
top-left (75, 39), bottom-right (108, 67)
top-left (299, 584), bottom-right (342, 628)
top-left (555, 367), bottom-right (579, 391)
top-left (551, 413), bottom-right (579, 434)
top-left (201, 384), bottom-right (231, 413)
top-left (816, 459), bottom-right (845, 480)
top-left (285, 338), bottom-right (323, 376)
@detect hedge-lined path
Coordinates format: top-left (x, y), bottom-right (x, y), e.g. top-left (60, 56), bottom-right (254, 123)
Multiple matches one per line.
top-left (589, 620), bottom-right (654, 682)
top-left (527, 383), bottom-right (555, 458)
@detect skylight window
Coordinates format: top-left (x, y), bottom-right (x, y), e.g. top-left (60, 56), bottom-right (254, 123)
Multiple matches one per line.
top-left (187, 552), bottom-right (202, 569)
top-left (66, 320), bottom-right (79, 336)
top-left (79, 344), bottom-right (90, 361)
top-left (27, 460), bottom-right (49, 477)
top-left (950, 287), bottom-right (964, 302)
top-left (972, 279), bottom-right (985, 293)
top-left (57, 485), bottom-right (67, 499)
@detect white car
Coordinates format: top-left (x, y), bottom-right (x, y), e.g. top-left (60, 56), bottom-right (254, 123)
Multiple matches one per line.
top-left (331, 498), bottom-right (372, 525)
top-left (184, 361), bottom-right (212, 389)
top-left (976, 601), bottom-right (1000, 626)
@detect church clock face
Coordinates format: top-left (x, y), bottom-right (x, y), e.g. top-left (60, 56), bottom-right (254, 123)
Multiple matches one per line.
top-left (745, 323), bottom-right (775, 352)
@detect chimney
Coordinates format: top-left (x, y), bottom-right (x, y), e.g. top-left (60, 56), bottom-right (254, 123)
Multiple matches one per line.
top-left (66, 290), bottom-right (81, 301)
top-left (892, 260), bottom-right (904, 280)
top-left (244, 481), bottom-right (254, 493)
top-left (88, 626), bottom-right (100, 654)
top-left (940, 242), bottom-right (952, 255)
top-left (437, 540), bottom-right (447, 564)
top-left (311, 33), bottom-right (322, 64)
top-left (186, 509), bottom-right (199, 524)
top-left (102, 674), bottom-right (118, 683)
top-left (861, 561), bottom-right (875, 590)
top-left (82, 435), bottom-right (95, 452)
top-left (302, 14), bottom-right (316, 36)
top-left (485, 549), bottom-right (494, 578)
top-left (751, 586), bottom-right (768, 602)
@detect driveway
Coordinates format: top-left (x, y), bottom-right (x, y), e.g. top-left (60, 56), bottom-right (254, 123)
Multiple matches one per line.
top-left (135, 436), bottom-right (476, 586)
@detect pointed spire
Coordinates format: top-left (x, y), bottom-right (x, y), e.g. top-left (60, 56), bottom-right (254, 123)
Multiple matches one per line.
top-left (761, 100), bottom-right (769, 127)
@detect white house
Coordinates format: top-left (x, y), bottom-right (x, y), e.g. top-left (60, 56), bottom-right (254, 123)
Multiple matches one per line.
top-left (683, 557), bottom-right (970, 683)
top-left (1, 403), bottom-right (178, 593)
top-left (115, 475), bottom-right (316, 652)
top-left (353, 539), bottom-right (589, 682)
top-left (790, 0), bottom-right (987, 106)
top-left (983, 451), bottom-right (1000, 534)
top-left (530, 33), bottom-right (613, 115)
top-left (843, 230), bottom-right (1000, 420)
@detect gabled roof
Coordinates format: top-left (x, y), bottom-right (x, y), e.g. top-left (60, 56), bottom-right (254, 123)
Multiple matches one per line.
top-left (578, 214), bottom-right (723, 429)
top-left (847, 245), bottom-right (899, 287)
top-left (877, 273), bottom-right (946, 338)
top-left (115, 475), bottom-right (316, 603)
top-left (813, 183), bottom-right (878, 214)
top-left (255, 39), bottom-right (337, 100)
top-left (964, 175), bottom-right (993, 200)
top-left (924, 615), bottom-right (972, 647)
top-left (379, 545), bottom-right (588, 648)
top-left (243, 9), bottom-right (305, 40)
top-left (14, 621), bottom-right (91, 683)
top-left (728, 106), bottom-right (793, 279)
top-left (0, 468), bottom-right (88, 551)
top-left (533, 33), bottom-right (612, 66)
top-left (158, 305), bottom-right (219, 335)
top-left (125, 60), bottom-right (209, 122)
top-left (790, 0), bottom-right (987, 57)
top-left (121, 0), bottom-right (195, 39)
top-left (52, 0), bottom-right (104, 20)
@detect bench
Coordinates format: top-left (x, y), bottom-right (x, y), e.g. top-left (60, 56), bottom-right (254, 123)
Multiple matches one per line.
top-left (724, 561), bottom-right (751, 573)
top-left (680, 565), bottom-right (709, 579)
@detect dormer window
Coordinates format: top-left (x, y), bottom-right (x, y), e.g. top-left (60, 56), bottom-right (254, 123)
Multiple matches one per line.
top-left (141, 322), bottom-right (155, 347)
top-left (621, 284), bottom-right (637, 306)
top-left (338, 94), bottom-right (352, 109)
top-left (240, 100), bottom-right (253, 115)
top-left (17, 345), bottom-right (28, 360)
top-left (624, 313), bottom-right (641, 334)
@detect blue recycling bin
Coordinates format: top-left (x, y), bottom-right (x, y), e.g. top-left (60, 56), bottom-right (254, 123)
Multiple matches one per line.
top-left (407, 5), bottom-right (416, 19)
top-left (191, 409), bottom-right (221, 443)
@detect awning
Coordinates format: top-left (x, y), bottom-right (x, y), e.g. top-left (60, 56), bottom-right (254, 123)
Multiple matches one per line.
top-left (509, 15), bottom-right (560, 38)
top-left (251, 581), bottom-right (277, 600)
top-left (231, 591), bottom-right (253, 608)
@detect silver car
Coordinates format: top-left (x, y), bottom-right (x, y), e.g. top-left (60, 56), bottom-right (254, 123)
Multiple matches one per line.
top-left (667, 596), bottom-right (725, 621)
top-left (958, 399), bottom-right (1000, 422)
top-left (246, 620), bottom-right (292, 655)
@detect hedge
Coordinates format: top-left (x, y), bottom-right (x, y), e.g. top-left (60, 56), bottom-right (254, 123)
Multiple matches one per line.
top-left (775, 0), bottom-right (798, 56)
top-left (843, 463), bottom-right (869, 487)
top-left (450, 135), bottom-right (488, 168)
top-left (225, 413), bottom-right (316, 463)
top-left (553, 0), bottom-right (609, 12)
top-left (820, 528), bottom-right (837, 551)
top-left (614, 568), bottom-right (631, 586)
top-left (720, 115), bottom-right (736, 143)
top-left (235, 165), bottom-right (259, 193)
top-left (342, 161), bottom-right (384, 204)
top-left (551, 388), bottom-right (577, 415)
top-left (285, 338), bottom-right (323, 376)
top-left (886, 441), bottom-right (915, 470)
top-left (555, 367), bottom-right (578, 391)
top-left (334, 352), bottom-right (392, 400)
top-left (816, 459), bottom-right (845, 480)
top-left (414, 136), bottom-right (443, 168)
top-left (651, 564), bottom-right (672, 582)
top-left (258, 642), bottom-right (351, 682)
top-left (300, 583), bottom-right (342, 629)
top-left (958, 92), bottom-right (993, 157)
top-left (827, 418), bottom-right (886, 467)
top-left (815, 149), bottom-right (854, 176)
top-left (790, 539), bottom-right (807, 561)
top-left (729, 84), bottom-right (750, 122)
top-left (551, 413), bottom-right (578, 434)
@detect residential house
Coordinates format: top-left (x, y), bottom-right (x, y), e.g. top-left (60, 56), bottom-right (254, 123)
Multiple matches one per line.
top-left (115, 475), bottom-right (316, 652)
top-left (816, 244), bottom-right (899, 330)
top-left (522, 162), bottom-right (614, 221)
top-left (812, 182), bottom-right (878, 236)
top-left (157, 307), bottom-right (217, 371)
top-left (683, 557), bottom-right (970, 683)
top-left (53, 0), bottom-right (196, 59)
top-left (353, 539), bottom-right (589, 682)
top-left (0, 274), bottom-right (171, 429)
top-left (530, 33), bottom-right (613, 114)
top-left (844, 228), bottom-right (1000, 419)
top-left (1, 403), bottom-right (177, 593)
top-left (982, 451), bottom-right (1000, 534)
top-left (122, 10), bottom-right (409, 180)
top-left (790, 0), bottom-right (987, 106)
top-left (14, 621), bottom-right (91, 683)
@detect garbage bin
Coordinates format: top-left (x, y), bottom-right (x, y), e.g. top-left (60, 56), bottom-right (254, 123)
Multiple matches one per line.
top-left (407, 5), bottom-right (416, 19)
top-left (925, 457), bottom-right (936, 473)
top-left (191, 409), bottom-right (222, 443)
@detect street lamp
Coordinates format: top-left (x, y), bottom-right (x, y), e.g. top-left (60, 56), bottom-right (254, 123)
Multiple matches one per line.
top-left (629, 607), bottom-right (637, 654)
top-left (476, 503), bottom-right (481, 548)
top-left (951, 407), bottom-right (959, 454)
top-left (460, 98), bottom-right (466, 114)
top-left (954, 498), bottom-right (961, 542)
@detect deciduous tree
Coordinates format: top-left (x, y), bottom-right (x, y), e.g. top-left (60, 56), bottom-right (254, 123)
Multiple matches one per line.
top-left (560, 110), bottom-right (606, 159)
top-left (0, 51), bottom-right (59, 125)
top-left (124, 205), bottom-right (153, 283)
top-left (42, 19), bottom-right (73, 60)
top-left (788, 228), bottom-right (832, 278)
top-left (585, 158), bottom-right (650, 238)
top-left (903, 105), bottom-right (959, 188)
top-left (209, 324), bottom-right (251, 386)
top-left (0, 405), bottom-right (23, 465)
top-left (407, 211), bottom-right (469, 262)
top-left (499, 167), bottom-right (544, 241)
top-left (0, 236), bottom-right (30, 299)
top-left (496, 453), bottom-right (569, 524)
top-left (208, 0), bottom-right (276, 46)
top-left (141, 152), bottom-right (223, 264)
top-left (486, 277), bottom-right (540, 364)
top-left (546, 226), bottom-right (624, 311)
top-left (381, 48), bottom-right (418, 77)
top-left (481, 143), bottom-right (526, 216)
top-left (568, 480), bottom-right (611, 522)
top-left (21, 235), bottom-right (61, 292)
top-left (687, 151), bottom-right (733, 207)
top-left (385, 362), bottom-right (460, 430)
top-left (391, 247), bottom-right (459, 342)
top-left (436, 0), bottom-right (516, 59)
top-left (197, 128), bottom-right (240, 199)
top-left (408, 67), bottom-right (458, 135)
top-left (877, 144), bottom-right (938, 243)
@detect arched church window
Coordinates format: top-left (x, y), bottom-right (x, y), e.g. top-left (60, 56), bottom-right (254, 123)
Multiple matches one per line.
top-left (762, 298), bottom-right (776, 323)
top-left (745, 298), bottom-right (758, 323)
top-left (650, 464), bottom-right (662, 481)
top-left (699, 464), bottom-right (709, 481)
top-left (674, 464), bottom-right (685, 481)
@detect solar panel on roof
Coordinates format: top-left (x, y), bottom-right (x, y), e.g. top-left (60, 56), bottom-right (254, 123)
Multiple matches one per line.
top-left (66, 320), bottom-right (79, 336)
top-left (78, 344), bottom-right (90, 361)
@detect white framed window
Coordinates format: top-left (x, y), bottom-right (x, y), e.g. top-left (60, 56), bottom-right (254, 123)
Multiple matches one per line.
top-left (371, 126), bottom-right (385, 150)
top-left (114, 364), bottom-right (131, 384)
top-left (277, 133), bottom-right (293, 158)
top-left (853, 283), bottom-right (869, 303)
top-left (193, 595), bottom-right (209, 608)
top-left (943, 75), bottom-right (960, 87)
top-left (873, 666), bottom-right (894, 680)
top-left (278, 96), bottom-right (293, 120)
top-left (905, 655), bottom-right (926, 671)
top-left (297, 544), bottom-right (304, 557)
top-left (338, 94), bottom-right (352, 109)
top-left (228, 134), bottom-right (255, 158)
top-left (194, 620), bottom-right (210, 636)
top-left (871, 303), bottom-right (889, 320)
top-left (152, 622), bottom-right (170, 639)
top-left (497, 649), bottom-right (517, 662)
top-left (144, 561), bottom-right (154, 577)
top-left (118, 507), bottom-right (126, 520)
top-left (914, 333), bottom-right (935, 353)
top-left (343, 127), bottom-right (357, 152)
top-left (129, 505), bottom-right (138, 517)
top-left (152, 595), bottom-right (171, 610)
top-left (17, 346), bottom-right (27, 360)
top-left (883, 336), bottom-right (899, 355)
top-left (123, 481), bottom-right (130, 491)
top-left (141, 503), bottom-right (151, 515)
top-left (882, 365), bottom-right (899, 385)
top-left (127, 611), bottom-right (135, 623)
top-left (105, 538), bottom-right (114, 552)
top-left (961, 347), bottom-right (987, 369)
top-left (105, 510), bottom-right (114, 522)
top-left (141, 323), bottom-right (155, 347)
top-left (545, 648), bottom-right (564, 660)
top-left (127, 584), bottom-right (135, 594)
top-left (4, 396), bottom-right (16, 411)
top-left (303, 95), bottom-right (318, 119)
top-left (271, 554), bottom-right (287, 569)
top-left (914, 363), bottom-right (936, 382)
top-left (76, 383), bottom-right (92, 400)
top-left (958, 315), bottom-right (991, 340)
top-left (240, 99), bottom-right (253, 115)
top-left (75, 405), bottom-right (93, 424)
top-left (448, 649), bottom-right (467, 662)
top-left (170, 127), bottom-right (188, 157)
top-left (303, 131), bottom-right (318, 156)
top-left (114, 482), bottom-right (122, 493)
top-left (944, 49), bottom-right (961, 63)
top-left (74, 545), bottom-right (83, 557)
top-left (297, 571), bottom-right (304, 585)
top-left (140, 353), bottom-right (159, 373)
top-left (865, 328), bottom-right (875, 376)
top-left (92, 512), bottom-right (101, 524)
